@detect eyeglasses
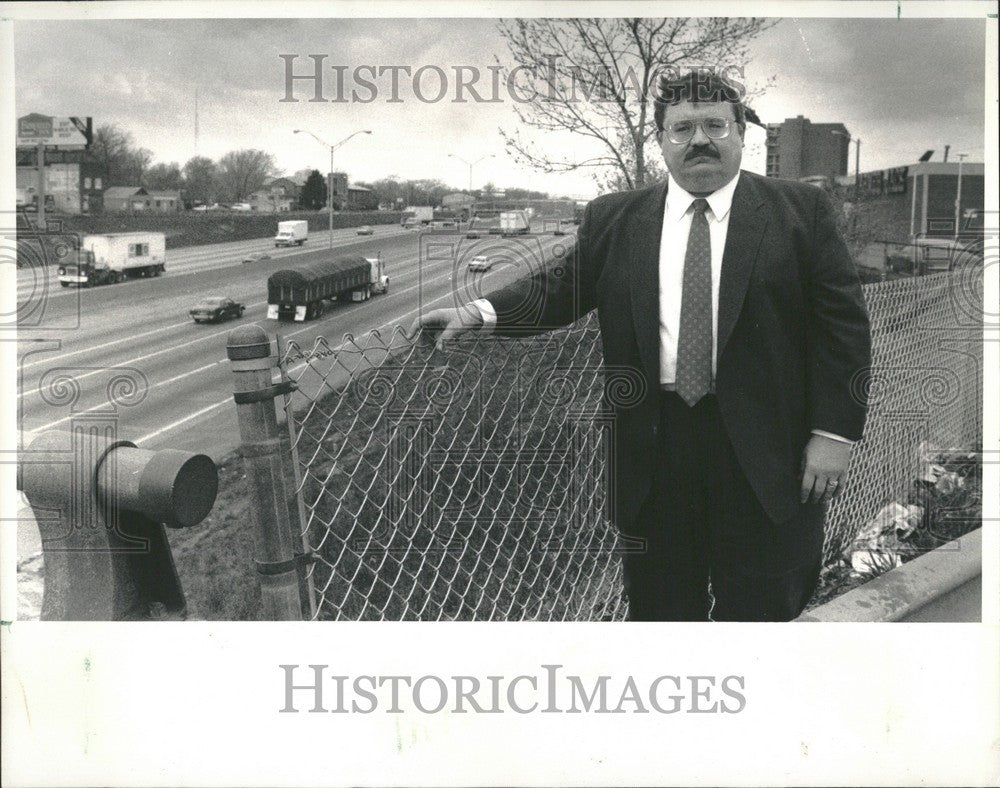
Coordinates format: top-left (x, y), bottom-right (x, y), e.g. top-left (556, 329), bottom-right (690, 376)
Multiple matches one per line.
top-left (664, 118), bottom-right (733, 144)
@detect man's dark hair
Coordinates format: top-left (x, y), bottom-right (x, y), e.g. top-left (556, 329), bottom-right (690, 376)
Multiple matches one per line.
top-left (653, 70), bottom-right (747, 132)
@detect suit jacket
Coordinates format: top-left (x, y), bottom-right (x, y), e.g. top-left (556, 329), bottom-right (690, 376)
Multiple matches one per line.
top-left (486, 171), bottom-right (872, 564)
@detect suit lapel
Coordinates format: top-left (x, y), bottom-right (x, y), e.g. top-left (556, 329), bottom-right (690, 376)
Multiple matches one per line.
top-left (627, 181), bottom-right (669, 389)
top-left (717, 173), bottom-right (768, 360)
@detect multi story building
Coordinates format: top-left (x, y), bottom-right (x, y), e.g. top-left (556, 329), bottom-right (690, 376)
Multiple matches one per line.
top-left (765, 116), bottom-right (851, 181)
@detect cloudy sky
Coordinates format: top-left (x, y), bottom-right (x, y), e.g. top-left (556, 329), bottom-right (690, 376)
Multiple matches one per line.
top-left (10, 12), bottom-right (988, 199)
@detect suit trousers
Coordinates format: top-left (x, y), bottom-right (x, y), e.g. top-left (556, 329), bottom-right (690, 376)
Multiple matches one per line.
top-left (621, 391), bottom-right (824, 622)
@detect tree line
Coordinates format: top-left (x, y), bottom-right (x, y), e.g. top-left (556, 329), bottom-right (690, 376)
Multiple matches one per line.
top-left (89, 19), bottom-right (778, 206)
top-left (90, 123), bottom-right (555, 209)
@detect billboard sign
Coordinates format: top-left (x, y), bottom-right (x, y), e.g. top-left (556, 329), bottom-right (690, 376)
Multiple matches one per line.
top-left (17, 114), bottom-right (92, 148)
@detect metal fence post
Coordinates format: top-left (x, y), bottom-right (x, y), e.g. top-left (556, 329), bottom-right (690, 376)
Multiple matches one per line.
top-left (275, 332), bottom-right (318, 619)
top-left (226, 325), bottom-right (303, 620)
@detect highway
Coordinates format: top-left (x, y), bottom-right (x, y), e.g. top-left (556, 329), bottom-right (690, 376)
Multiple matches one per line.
top-left (16, 224), bottom-right (575, 460)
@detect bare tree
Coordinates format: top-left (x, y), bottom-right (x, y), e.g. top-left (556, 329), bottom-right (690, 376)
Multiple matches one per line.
top-left (143, 162), bottom-right (183, 191)
top-left (216, 149), bottom-right (278, 202)
top-left (182, 156), bottom-right (219, 204)
top-left (498, 18), bottom-right (774, 190)
top-left (91, 123), bottom-right (154, 186)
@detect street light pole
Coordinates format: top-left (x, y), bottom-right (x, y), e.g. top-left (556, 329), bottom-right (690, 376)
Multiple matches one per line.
top-left (448, 153), bottom-right (495, 193)
top-left (954, 153), bottom-right (967, 240)
top-left (832, 130), bottom-right (861, 193)
top-left (854, 138), bottom-right (861, 191)
top-left (294, 128), bottom-right (372, 250)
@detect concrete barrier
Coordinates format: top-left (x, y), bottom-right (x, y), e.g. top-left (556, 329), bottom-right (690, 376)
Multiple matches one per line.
top-left (797, 529), bottom-right (981, 622)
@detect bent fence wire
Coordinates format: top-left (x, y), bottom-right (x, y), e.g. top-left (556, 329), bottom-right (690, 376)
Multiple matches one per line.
top-left (276, 269), bottom-right (982, 620)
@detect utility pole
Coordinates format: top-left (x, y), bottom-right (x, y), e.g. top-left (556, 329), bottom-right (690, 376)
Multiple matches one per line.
top-left (36, 141), bottom-right (46, 229)
top-left (194, 88), bottom-right (199, 155)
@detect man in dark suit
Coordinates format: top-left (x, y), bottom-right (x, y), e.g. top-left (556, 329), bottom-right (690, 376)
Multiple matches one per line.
top-left (414, 71), bottom-right (872, 621)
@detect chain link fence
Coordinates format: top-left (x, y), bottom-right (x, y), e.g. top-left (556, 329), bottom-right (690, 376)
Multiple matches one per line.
top-left (273, 268), bottom-right (982, 621)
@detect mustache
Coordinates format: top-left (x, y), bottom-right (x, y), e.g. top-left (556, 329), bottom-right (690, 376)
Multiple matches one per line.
top-left (686, 147), bottom-right (719, 161)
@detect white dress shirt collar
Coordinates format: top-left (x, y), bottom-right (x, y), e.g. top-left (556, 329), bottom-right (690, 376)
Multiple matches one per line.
top-left (665, 170), bottom-right (741, 224)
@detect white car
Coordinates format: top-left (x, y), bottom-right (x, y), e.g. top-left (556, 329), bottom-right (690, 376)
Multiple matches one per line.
top-left (468, 255), bottom-right (493, 272)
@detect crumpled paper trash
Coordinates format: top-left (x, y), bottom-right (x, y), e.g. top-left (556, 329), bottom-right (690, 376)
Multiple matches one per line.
top-left (850, 548), bottom-right (903, 575)
top-left (847, 502), bottom-right (924, 576)
top-left (857, 502), bottom-right (924, 541)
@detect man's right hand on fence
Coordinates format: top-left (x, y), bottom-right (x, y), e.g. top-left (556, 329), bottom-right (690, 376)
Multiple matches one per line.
top-left (411, 307), bottom-right (485, 351)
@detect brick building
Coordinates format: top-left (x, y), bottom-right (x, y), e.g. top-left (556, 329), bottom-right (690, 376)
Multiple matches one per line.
top-left (15, 147), bottom-right (105, 214)
top-left (766, 116), bottom-right (851, 181)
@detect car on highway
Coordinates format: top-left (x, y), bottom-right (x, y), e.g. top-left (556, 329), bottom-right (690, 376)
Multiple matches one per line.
top-left (189, 296), bottom-right (245, 324)
top-left (242, 252), bottom-right (272, 264)
top-left (468, 255), bottom-right (493, 272)
top-left (356, 225), bottom-right (374, 236)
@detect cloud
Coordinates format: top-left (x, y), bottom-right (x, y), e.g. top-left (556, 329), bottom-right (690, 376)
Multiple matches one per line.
top-left (13, 16), bottom-right (989, 197)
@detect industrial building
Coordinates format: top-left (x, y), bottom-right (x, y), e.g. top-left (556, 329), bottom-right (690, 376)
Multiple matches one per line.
top-left (835, 160), bottom-right (985, 241)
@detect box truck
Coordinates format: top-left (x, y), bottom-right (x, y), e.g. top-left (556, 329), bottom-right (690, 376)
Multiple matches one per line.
top-left (401, 206), bottom-right (434, 228)
top-left (274, 220), bottom-right (308, 247)
top-left (267, 254), bottom-right (389, 321)
top-left (57, 232), bottom-right (166, 287)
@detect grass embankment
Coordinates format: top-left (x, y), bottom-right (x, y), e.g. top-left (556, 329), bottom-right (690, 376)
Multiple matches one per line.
top-left (171, 317), bottom-right (981, 621)
top-left (24, 210), bottom-right (404, 251)
top-left (168, 320), bottom-right (625, 621)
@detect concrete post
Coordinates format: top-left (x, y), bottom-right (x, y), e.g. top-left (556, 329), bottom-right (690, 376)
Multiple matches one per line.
top-left (19, 430), bottom-right (218, 620)
top-left (226, 325), bottom-right (303, 620)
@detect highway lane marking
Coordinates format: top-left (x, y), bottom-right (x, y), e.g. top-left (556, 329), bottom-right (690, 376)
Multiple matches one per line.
top-left (20, 237), bottom-right (562, 388)
top-left (134, 399), bottom-right (231, 445)
top-left (30, 237), bottom-right (568, 444)
top-left (26, 256), bottom-right (455, 425)
top-left (15, 248), bottom-right (438, 387)
top-left (17, 300), bottom-right (268, 375)
top-left (16, 246), bottom-right (436, 371)
top-left (16, 317), bottom-right (267, 401)
top-left (133, 279), bottom-right (506, 446)
top-left (27, 360), bottom-right (221, 433)
top-left (15, 228), bottom-right (414, 300)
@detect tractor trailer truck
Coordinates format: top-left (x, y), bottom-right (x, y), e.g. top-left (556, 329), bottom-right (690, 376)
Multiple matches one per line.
top-left (267, 254), bottom-right (389, 321)
top-left (57, 232), bottom-right (166, 287)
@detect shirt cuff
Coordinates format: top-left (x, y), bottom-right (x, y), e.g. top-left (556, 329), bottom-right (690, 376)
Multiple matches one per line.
top-left (471, 298), bottom-right (496, 336)
top-left (811, 429), bottom-right (855, 445)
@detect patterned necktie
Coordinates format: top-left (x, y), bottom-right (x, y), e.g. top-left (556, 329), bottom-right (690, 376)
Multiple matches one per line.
top-left (675, 198), bottom-right (712, 406)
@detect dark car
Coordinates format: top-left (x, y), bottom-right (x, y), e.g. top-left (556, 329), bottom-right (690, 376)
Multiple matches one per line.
top-left (190, 296), bottom-right (245, 324)
top-left (242, 252), bottom-right (272, 264)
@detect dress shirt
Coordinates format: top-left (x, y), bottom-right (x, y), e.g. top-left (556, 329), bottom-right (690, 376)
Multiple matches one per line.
top-left (470, 174), bottom-right (852, 444)
top-left (658, 171), bottom-right (737, 387)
